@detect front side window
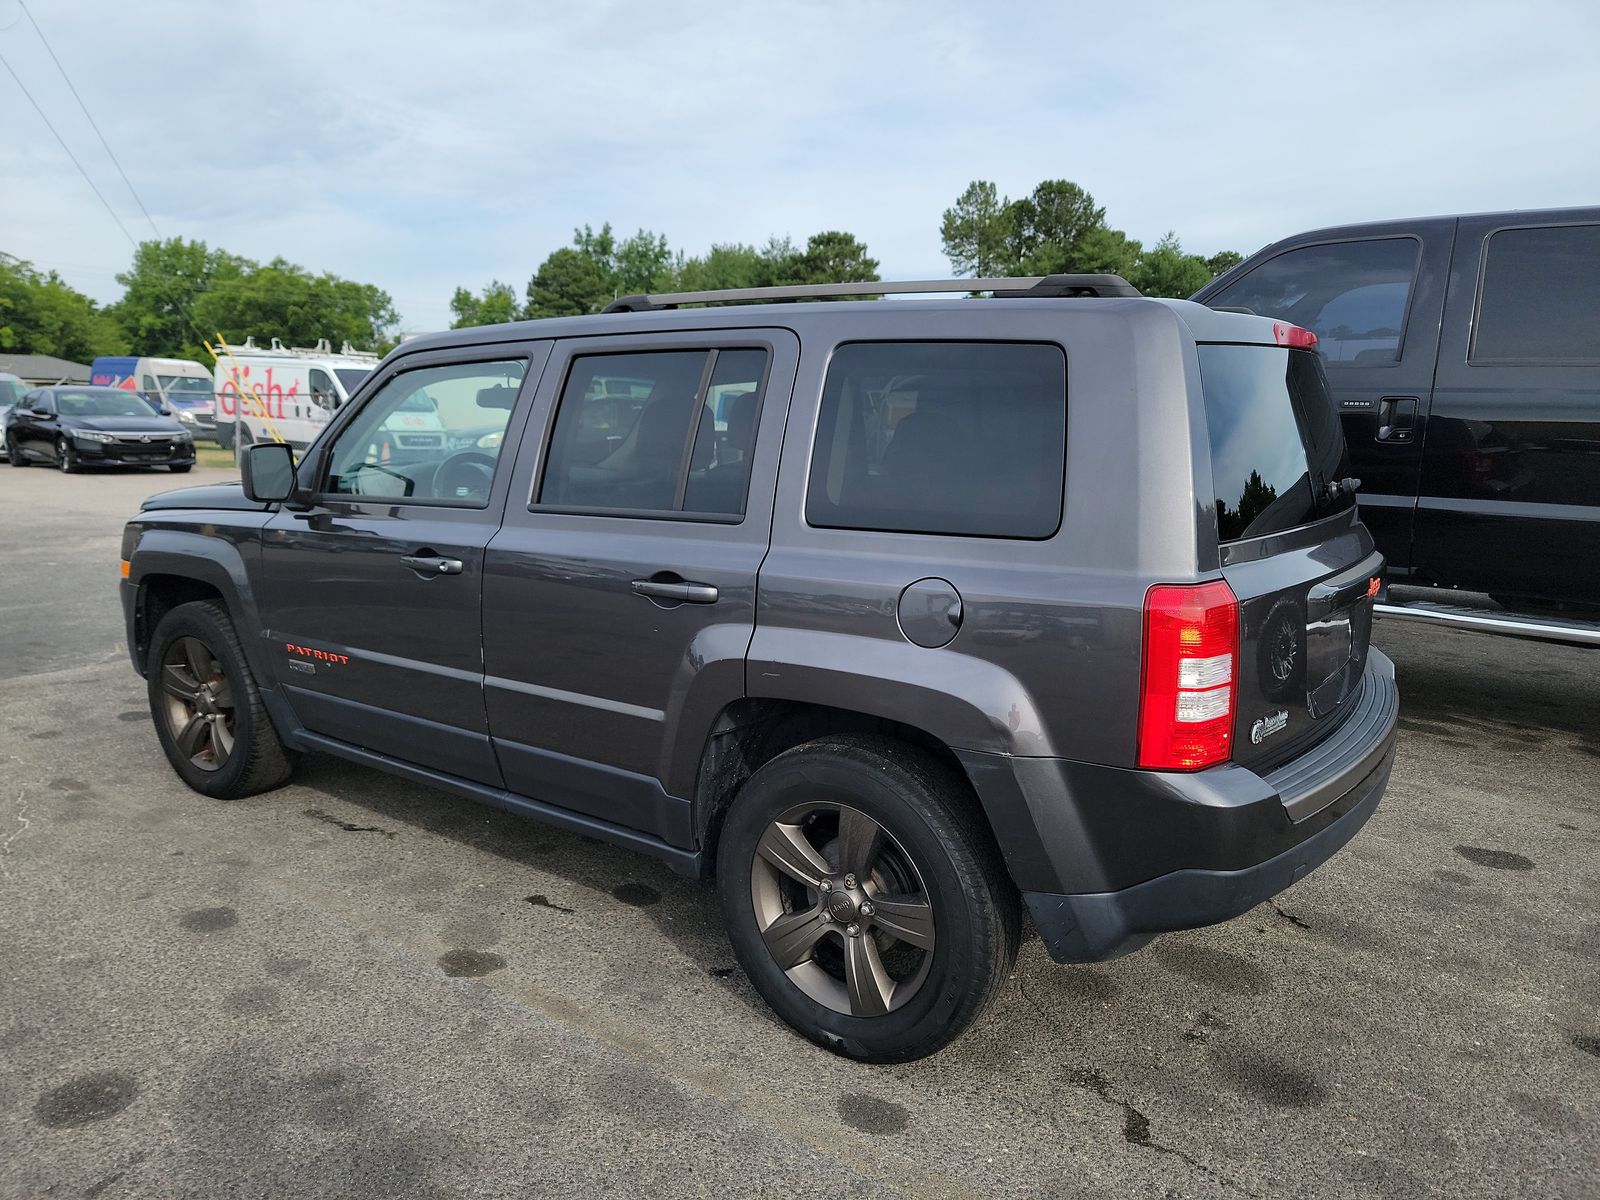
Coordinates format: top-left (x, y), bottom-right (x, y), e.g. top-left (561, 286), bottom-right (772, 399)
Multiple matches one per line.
top-left (538, 347), bottom-right (768, 517)
top-left (308, 369), bottom-right (339, 411)
top-left (1208, 238), bottom-right (1419, 364)
top-left (1472, 224), bottom-right (1600, 362)
top-left (806, 342), bottom-right (1067, 538)
top-left (324, 359), bottom-right (524, 506)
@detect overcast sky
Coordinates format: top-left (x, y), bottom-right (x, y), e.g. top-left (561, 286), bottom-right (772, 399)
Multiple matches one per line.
top-left (2, 0), bottom-right (1597, 335)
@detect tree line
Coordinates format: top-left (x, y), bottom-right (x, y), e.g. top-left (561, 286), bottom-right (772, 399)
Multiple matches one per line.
top-left (1, 176), bottom-right (1243, 361)
top-left (0, 240), bottom-right (398, 365)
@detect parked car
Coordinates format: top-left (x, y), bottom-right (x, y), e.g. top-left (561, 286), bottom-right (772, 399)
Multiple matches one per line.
top-left (1194, 207), bottom-right (1600, 645)
top-left (7, 385), bottom-right (195, 473)
top-left (0, 372), bottom-right (24, 459)
top-left (121, 276), bottom-right (1399, 1061)
top-left (92, 356), bottom-right (219, 442)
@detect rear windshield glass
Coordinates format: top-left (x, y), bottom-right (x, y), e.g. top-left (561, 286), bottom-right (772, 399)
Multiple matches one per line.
top-left (1199, 345), bottom-right (1352, 542)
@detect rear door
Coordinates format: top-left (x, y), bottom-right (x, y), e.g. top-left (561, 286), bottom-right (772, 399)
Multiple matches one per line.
top-left (481, 329), bottom-right (797, 846)
top-left (1196, 342), bottom-right (1383, 773)
top-left (1413, 216), bottom-right (1600, 604)
top-left (1197, 225), bottom-right (1453, 578)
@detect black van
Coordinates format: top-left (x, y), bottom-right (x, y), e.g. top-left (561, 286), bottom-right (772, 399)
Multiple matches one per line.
top-left (1195, 208), bottom-right (1600, 645)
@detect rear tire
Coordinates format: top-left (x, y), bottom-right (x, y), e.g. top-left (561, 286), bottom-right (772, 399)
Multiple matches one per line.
top-left (716, 735), bottom-right (1019, 1062)
top-left (147, 599), bottom-right (296, 799)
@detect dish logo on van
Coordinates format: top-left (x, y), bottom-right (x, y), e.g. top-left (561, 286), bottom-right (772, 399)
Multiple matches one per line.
top-left (218, 364), bottom-right (299, 419)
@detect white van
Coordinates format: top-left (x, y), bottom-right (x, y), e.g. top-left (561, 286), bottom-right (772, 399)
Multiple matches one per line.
top-left (215, 339), bottom-right (440, 459)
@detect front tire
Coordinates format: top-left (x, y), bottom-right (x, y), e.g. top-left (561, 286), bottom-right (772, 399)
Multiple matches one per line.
top-left (147, 600), bottom-right (296, 798)
top-left (6, 435), bottom-right (25, 466)
top-left (716, 735), bottom-right (1019, 1062)
top-left (169, 463), bottom-right (193, 473)
top-left (57, 437), bottom-right (78, 473)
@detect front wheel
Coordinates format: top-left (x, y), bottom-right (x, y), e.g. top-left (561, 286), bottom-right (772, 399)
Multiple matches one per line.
top-left (147, 599), bottom-right (296, 798)
top-left (6, 435), bottom-right (25, 466)
top-left (57, 437), bottom-right (78, 473)
top-left (716, 736), bottom-right (1019, 1062)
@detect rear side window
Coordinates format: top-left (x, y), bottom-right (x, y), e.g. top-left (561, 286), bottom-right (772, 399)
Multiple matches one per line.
top-left (1472, 224), bottom-right (1600, 363)
top-left (539, 348), bottom-right (767, 517)
top-left (806, 342), bottom-right (1066, 538)
top-left (1207, 239), bottom-right (1419, 364)
top-left (1200, 345), bottom-right (1353, 542)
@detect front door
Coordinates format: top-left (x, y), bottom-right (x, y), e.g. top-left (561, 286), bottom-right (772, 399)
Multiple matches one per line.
top-left (1198, 225), bottom-right (1453, 577)
top-left (257, 344), bottom-right (549, 785)
top-left (482, 329), bottom-right (798, 846)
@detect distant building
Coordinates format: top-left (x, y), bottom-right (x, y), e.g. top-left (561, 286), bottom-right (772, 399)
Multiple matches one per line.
top-left (0, 354), bottom-right (92, 386)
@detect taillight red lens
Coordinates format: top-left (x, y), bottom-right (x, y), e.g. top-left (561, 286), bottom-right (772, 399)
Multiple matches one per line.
top-left (1272, 322), bottom-right (1319, 349)
top-left (1138, 580), bottom-right (1240, 770)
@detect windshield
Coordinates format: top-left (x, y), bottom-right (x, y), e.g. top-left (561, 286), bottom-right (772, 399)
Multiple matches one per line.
top-left (1199, 345), bottom-right (1352, 542)
top-left (0, 380), bottom-right (22, 406)
top-left (335, 368), bottom-right (369, 396)
top-left (55, 389), bottom-right (161, 419)
top-left (159, 375), bottom-right (213, 396)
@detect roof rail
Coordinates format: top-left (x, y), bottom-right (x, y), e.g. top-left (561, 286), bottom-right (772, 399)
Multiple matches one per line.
top-left (602, 274), bottom-right (1140, 313)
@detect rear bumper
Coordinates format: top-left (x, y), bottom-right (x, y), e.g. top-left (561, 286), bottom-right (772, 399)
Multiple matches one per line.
top-left (959, 649), bottom-right (1398, 962)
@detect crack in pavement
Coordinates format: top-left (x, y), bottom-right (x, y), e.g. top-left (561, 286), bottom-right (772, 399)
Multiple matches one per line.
top-left (1016, 969), bottom-right (1262, 1199)
top-left (1, 788), bottom-right (31, 879)
top-left (1272, 904), bottom-right (1311, 930)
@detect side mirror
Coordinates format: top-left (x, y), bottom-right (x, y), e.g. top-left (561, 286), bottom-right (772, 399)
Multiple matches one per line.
top-left (241, 442), bottom-right (297, 503)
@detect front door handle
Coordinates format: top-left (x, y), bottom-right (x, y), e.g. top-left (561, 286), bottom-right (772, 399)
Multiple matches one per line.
top-left (1376, 396), bottom-right (1418, 442)
top-left (401, 554), bottom-right (464, 576)
top-left (631, 578), bottom-right (719, 604)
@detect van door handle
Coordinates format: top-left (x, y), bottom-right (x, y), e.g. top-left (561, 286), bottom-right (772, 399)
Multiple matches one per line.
top-left (401, 554), bottom-right (463, 576)
top-left (631, 578), bottom-right (719, 604)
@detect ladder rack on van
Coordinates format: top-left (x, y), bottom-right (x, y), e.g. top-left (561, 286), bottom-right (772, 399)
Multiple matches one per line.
top-left (602, 274), bottom-right (1141, 313)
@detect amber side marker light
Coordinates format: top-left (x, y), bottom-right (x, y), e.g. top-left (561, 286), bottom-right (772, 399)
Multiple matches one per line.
top-left (119, 560), bottom-right (131, 579)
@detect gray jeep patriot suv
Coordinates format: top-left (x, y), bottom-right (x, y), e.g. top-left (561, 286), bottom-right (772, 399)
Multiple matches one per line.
top-left (122, 275), bottom-right (1399, 1061)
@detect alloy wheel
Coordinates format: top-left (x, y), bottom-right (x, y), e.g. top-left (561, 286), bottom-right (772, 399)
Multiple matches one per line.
top-left (57, 438), bottom-right (72, 472)
top-left (158, 636), bottom-right (237, 772)
top-left (749, 802), bottom-right (935, 1017)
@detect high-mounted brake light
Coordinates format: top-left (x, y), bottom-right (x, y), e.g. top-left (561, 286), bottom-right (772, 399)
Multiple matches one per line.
top-left (1138, 580), bottom-right (1240, 771)
top-left (1273, 322), bottom-right (1319, 349)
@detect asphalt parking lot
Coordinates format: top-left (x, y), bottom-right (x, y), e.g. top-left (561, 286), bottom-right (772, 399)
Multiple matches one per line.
top-left (1, 464), bottom-right (1595, 1200)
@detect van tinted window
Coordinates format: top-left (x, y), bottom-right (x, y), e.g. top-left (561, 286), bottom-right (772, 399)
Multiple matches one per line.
top-left (1207, 238), bottom-right (1419, 364)
top-left (1200, 345), bottom-right (1352, 542)
top-left (1472, 224), bottom-right (1600, 362)
top-left (806, 342), bottom-right (1066, 538)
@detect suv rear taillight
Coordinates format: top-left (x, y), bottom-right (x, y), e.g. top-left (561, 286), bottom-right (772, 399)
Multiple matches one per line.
top-left (1138, 580), bottom-right (1240, 771)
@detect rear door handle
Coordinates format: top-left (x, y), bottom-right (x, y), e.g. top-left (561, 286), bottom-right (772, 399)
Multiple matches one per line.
top-left (631, 578), bottom-right (719, 604)
top-left (401, 554), bottom-right (463, 576)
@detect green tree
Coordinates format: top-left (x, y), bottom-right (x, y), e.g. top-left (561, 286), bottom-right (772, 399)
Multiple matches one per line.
top-left (1007, 180), bottom-right (1106, 275)
top-left (110, 237), bottom-right (248, 360)
top-left (0, 253), bottom-right (126, 360)
top-left (940, 180), bottom-right (1014, 276)
top-left (612, 229), bottom-right (674, 295)
top-left (525, 247), bottom-right (612, 317)
top-left (788, 230), bottom-right (880, 285)
top-left (449, 280), bottom-right (520, 328)
top-left (1205, 250), bottom-right (1244, 279)
top-left (1130, 232), bottom-right (1215, 298)
top-left (1064, 226), bottom-right (1143, 278)
top-left (193, 257), bottom-right (397, 349)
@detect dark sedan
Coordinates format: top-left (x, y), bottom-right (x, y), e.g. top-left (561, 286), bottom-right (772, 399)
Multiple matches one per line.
top-left (5, 386), bottom-right (195, 473)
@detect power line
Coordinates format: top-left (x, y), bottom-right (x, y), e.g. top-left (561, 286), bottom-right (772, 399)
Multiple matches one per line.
top-left (0, 48), bottom-right (138, 247)
top-left (17, 0), bottom-right (161, 240)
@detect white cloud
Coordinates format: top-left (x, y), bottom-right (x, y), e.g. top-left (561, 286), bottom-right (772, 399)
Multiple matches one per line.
top-left (1, 0), bottom-right (1596, 334)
